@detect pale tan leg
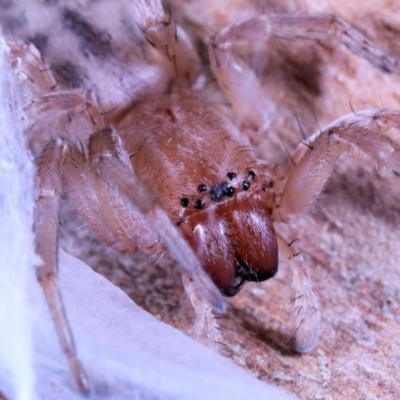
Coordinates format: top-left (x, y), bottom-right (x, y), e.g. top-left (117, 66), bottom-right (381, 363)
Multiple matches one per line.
top-left (276, 109), bottom-right (400, 222)
top-left (209, 16), bottom-right (272, 129)
top-left (35, 139), bottom-right (89, 394)
top-left (6, 38), bottom-right (57, 94)
top-left (266, 14), bottom-right (400, 73)
top-left (35, 135), bottom-right (164, 395)
top-left (209, 14), bottom-right (400, 129)
top-left (63, 139), bottom-right (162, 255)
top-left (273, 109), bottom-right (400, 352)
top-left (182, 275), bottom-right (221, 349)
top-left (277, 234), bottom-right (320, 353)
top-left (28, 89), bottom-right (100, 129)
top-left (133, 0), bottom-right (201, 85)
top-left (6, 37), bottom-right (102, 144)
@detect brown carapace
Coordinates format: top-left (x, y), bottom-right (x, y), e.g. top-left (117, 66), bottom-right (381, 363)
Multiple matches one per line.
top-left (119, 95), bottom-right (278, 296)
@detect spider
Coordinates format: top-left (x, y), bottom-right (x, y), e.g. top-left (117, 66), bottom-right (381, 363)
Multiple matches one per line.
top-left (4, 0), bottom-right (400, 395)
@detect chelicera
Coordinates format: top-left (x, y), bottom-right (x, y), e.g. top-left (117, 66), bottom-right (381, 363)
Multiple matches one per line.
top-left (5, 0), bottom-right (400, 394)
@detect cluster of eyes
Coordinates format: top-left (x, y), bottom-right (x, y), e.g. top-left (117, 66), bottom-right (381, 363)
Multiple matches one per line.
top-left (180, 170), bottom-right (256, 209)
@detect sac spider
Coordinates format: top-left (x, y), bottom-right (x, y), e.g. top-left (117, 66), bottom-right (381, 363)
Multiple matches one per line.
top-left (5, 0), bottom-right (400, 395)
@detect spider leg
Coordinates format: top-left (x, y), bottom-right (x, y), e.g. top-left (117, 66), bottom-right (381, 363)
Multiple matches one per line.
top-left (6, 38), bottom-right (57, 94)
top-left (266, 14), bottom-right (400, 74)
top-left (276, 109), bottom-right (400, 222)
top-left (182, 274), bottom-right (221, 350)
top-left (272, 109), bottom-right (400, 351)
top-left (209, 14), bottom-right (400, 130)
top-left (28, 89), bottom-right (100, 128)
top-left (133, 0), bottom-right (201, 85)
top-left (6, 37), bottom-right (102, 142)
top-left (276, 233), bottom-right (320, 353)
top-left (35, 139), bottom-right (89, 394)
top-left (209, 16), bottom-right (272, 129)
top-left (63, 135), bottom-right (163, 255)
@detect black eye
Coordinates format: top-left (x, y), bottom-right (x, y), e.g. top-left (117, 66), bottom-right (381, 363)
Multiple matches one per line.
top-left (194, 199), bottom-right (204, 209)
top-left (242, 181), bottom-right (250, 190)
top-left (225, 186), bottom-right (235, 197)
top-left (227, 172), bottom-right (236, 180)
top-left (181, 198), bottom-right (189, 207)
top-left (248, 170), bottom-right (255, 179)
top-left (198, 183), bottom-right (207, 192)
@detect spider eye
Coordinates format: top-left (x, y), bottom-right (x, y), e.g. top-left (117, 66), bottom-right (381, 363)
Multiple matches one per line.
top-left (194, 199), bottom-right (204, 209)
top-left (181, 198), bottom-right (189, 207)
top-left (248, 170), bottom-right (255, 179)
top-left (198, 183), bottom-right (207, 192)
top-left (227, 172), bottom-right (236, 180)
top-left (242, 181), bottom-right (250, 190)
top-left (225, 186), bottom-right (235, 197)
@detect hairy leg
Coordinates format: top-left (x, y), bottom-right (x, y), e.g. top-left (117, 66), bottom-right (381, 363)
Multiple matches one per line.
top-left (133, 0), bottom-right (201, 86)
top-left (271, 109), bottom-right (400, 352)
top-left (276, 109), bottom-right (400, 222)
top-left (182, 275), bottom-right (221, 349)
top-left (63, 141), bottom-right (162, 255)
top-left (276, 234), bottom-right (320, 353)
top-left (35, 139), bottom-right (89, 394)
top-left (209, 14), bottom-right (400, 130)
